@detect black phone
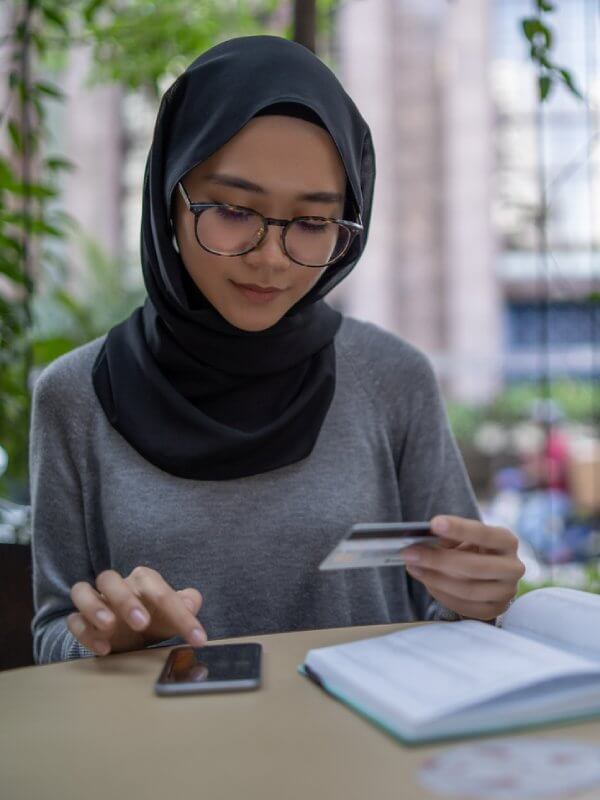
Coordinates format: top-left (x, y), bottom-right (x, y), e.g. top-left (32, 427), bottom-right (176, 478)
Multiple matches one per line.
top-left (154, 642), bottom-right (262, 696)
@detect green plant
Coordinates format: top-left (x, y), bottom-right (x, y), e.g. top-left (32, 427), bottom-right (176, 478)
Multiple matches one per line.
top-left (516, 558), bottom-right (600, 597)
top-left (0, 0), bottom-right (299, 501)
top-left (1, 1), bottom-right (77, 502)
top-left (447, 380), bottom-right (600, 445)
top-left (521, 0), bottom-right (583, 101)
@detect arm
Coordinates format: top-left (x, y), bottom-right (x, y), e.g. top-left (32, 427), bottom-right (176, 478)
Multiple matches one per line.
top-left (394, 353), bottom-right (486, 623)
top-left (29, 364), bottom-right (99, 663)
top-left (29, 360), bottom-right (199, 663)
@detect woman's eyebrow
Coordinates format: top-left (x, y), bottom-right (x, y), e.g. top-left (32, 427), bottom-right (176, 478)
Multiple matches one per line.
top-left (204, 172), bottom-right (344, 204)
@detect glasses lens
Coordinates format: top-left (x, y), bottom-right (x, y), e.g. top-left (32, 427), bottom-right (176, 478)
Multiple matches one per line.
top-left (196, 206), bottom-right (263, 254)
top-left (285, 219), bottom-right (351, 267)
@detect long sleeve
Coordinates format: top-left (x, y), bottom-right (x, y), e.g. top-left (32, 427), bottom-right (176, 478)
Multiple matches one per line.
top-left (29, 363), bottom-right (186, 663)
top-left (29, 363), bottom-right (100, 663)
top-left (394, 352), bottom-right (488, 623)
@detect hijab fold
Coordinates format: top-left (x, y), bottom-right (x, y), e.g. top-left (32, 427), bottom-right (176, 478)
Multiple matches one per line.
top-left (92, 35), bottom-right (375, 480)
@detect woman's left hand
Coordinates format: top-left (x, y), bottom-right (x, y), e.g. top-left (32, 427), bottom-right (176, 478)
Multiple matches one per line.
top-left (402, 515), bottom-right (526, 622)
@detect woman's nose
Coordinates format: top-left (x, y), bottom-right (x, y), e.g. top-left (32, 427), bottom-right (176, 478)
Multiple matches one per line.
top-left (245, 222), bottom-right (290, 268)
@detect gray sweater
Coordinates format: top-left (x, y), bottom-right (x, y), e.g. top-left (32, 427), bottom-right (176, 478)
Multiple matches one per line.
top-left (29, 315), bottom-right (483, 664)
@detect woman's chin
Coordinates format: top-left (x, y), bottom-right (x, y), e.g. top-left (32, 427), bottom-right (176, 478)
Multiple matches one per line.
top-left (221, 306), bottom-right (286, 333)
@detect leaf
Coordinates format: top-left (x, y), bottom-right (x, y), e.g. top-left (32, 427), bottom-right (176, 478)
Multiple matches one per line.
top-left (0, 157), bottom-right (17, 187)
top-left (34, 81), bottom-right (64, 100)
top-left (52, 288), bottom-right (86, 317)
top-left (521, 18), bottom-right (544, 41)
top-left (14, 21), bottom-right (26, 42)
top-left (0, 256), bottom-right (27, 287)
top-left (10, 182), bottom-right (59, 199)
top-left (7, 120), bottom-right (23, 153)
top-left (529, 42), bottom-right (545, 62)
top-left (32, 336), bottom-right (78, 366)
top-left (44, 156), bottom-right (76, 172)
top-left (539, 75), bottom-right (553, 101)
top-left (83, 0), bottom-right (104, 24)
top-left (522, 18), bottom-right (552, 52)
top-left (41, 5), bottom-right (70, 35)
top-left (536, 0), bottom-right (555, 11)
top-left (30, 30), bottom-right (48, 56)
top-left (558, 68), bottom-right (584, 100)
top-left (2, 214), bottom-right (65, 237)
top-left (0, 234), bottom-right (24, 256)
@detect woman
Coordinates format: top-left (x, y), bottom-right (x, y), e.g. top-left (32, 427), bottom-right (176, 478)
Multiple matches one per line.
top-left (30, 35), bottom-right (524, 664)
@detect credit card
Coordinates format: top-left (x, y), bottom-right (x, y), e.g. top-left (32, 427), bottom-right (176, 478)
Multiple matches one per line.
top-left (318, 522), bottom-right (442, 570)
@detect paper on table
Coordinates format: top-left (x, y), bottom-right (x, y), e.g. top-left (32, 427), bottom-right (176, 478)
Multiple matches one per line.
top-left (305, 620), bottom-right (600, 724)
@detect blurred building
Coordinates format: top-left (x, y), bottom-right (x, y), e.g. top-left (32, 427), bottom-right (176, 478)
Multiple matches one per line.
top-left (331, 0), bottom-right (501, 404)
top-left (331, 0), bottom-right (600, 402)
top-left (492, 0), bottom-right (600, 383)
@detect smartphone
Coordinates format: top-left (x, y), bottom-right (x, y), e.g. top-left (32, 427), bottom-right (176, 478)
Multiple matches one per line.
top-left (154, 642), bottom-right (262, 696)
top-left (318, 521), bottom-right (442, 570)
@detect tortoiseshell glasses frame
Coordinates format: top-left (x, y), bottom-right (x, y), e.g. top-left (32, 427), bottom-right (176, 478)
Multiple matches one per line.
top-left (176, 180), bottom-right (364, 268)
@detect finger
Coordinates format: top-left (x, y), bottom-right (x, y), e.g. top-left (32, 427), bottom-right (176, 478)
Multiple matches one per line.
top-left (95, 569), bottom-right (152, 632)
top-left (430, 516), bottom-right (518, 554)
top-left (177, 588), bottom-right (203, 615)
top-left (129, 568), bottom-right (207, 646)
top-left (404, 548), bottom-right (524, 582)
top-left (67, 612), bottom-right (111, 656)
top-left (71, 581), bottom-right (117, 633)
top-left (415, 585), bottom-right (500, 622)
top-left (405, 564), bottom-right (515, 604)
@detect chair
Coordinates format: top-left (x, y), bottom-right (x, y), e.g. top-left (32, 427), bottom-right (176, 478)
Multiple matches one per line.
top-left (0, 543), bottom-right (35, 670)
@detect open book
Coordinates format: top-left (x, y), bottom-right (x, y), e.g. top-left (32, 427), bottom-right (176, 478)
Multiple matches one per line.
top-left (298, 588), bottom-right (600, 745)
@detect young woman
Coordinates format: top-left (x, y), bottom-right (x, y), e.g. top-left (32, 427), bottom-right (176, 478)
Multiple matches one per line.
top-left (30, 35), bottom-right (524, 664)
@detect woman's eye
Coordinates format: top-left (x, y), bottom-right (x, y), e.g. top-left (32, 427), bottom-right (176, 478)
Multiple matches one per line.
top-left (215, 205), bottom-right (251, 221)
top-left (297, 220), bottom-right (328, 234)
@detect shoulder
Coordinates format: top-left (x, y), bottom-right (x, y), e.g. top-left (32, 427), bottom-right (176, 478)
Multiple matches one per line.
top-left (31, 335), bottom-right (106, 419)
top-left (335, 314), bottom-right (438, 396)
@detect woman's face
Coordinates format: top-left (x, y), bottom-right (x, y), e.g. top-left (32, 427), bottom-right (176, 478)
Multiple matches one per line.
top-left (172, 114), bottom-right (347, 332)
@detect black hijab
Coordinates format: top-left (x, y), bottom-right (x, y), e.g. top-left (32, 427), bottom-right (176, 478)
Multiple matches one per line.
top-left (92, 35), bottom-right (376, 480)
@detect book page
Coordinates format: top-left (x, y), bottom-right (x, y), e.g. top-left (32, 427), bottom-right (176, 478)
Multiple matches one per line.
top-left (499, 587), bottom-right (600, 662)
top-left (305, 620), bottom-right (600, 724)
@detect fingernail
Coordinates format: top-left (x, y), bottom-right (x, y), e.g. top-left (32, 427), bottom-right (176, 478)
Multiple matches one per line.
top-left (129, 608), bottom-right (148, 628)
top-left (191, 628), bottom-right (206, 646)
top-left (432, 517), bottom-right (449, 534)
top-left (403, 550), bottom-right (421, 563)
top-left (96, 610), bottom-right (113, 626)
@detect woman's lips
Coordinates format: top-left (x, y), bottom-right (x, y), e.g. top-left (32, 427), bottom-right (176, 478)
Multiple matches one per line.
top-left (230, 281), bottom-right (285, 304)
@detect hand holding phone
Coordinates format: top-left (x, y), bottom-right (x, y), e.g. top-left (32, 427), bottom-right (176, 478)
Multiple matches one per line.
top-left (67, 566), bottom-right (207, 657)
top-left (319, 522), bottom-right (443, 570)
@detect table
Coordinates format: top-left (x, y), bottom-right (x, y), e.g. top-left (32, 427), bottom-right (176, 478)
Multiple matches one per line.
top-left (2, 620), bottom-right (600, 800)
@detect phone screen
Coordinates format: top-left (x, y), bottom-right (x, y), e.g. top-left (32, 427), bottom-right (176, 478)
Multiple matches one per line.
top-left (155, 643), bottom-right (262, 695)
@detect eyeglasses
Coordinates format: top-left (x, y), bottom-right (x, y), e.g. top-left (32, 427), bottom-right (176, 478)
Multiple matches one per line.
top-left (176, 181), bottom-right (363, 268)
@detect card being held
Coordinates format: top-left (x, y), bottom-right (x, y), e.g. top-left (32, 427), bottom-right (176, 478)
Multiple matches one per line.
top-left (319, 522), bottom-right (443, 570)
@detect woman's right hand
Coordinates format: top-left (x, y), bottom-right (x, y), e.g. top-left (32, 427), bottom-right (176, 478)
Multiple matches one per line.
top-left (67, 566), bottom-right (207, 657)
